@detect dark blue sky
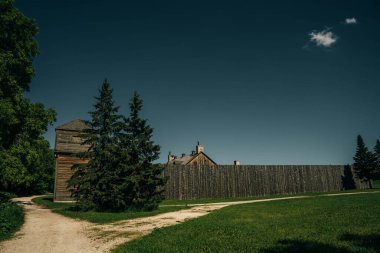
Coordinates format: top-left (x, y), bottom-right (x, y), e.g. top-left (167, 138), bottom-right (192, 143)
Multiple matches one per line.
top-left (16, 0), bottom-right (380, 165)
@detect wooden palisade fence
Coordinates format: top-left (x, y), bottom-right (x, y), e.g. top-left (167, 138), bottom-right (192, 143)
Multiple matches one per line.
top-left (163, 165), bottom-right (368, 200)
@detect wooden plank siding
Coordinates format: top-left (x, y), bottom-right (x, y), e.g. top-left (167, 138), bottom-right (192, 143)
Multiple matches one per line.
top-left (55, 162), bottom-right (368, 201)
top-left (55, 130), bottom-right (88, 154)
top-left (186, 152), bottom-right (216, 166)
top-left (54, 120), bottom-right (90, 202)
top-left (54, 154), bottom-right (88, 201)
top-left (163, 165), bottom-right (369, 200)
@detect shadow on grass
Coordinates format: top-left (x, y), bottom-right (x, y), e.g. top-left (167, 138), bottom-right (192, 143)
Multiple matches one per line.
top-left (340, 233), bottom-right (380, 253)
top-left (261, 233), bottom-right (380, 253)
top-left (33, 196), bottom-right (74, 210)
top-left (259, 240), bottom-right (354, 253)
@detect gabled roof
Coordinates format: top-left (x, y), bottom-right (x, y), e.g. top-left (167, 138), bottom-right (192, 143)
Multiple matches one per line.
top-left (188, 152), bottom-right (217, 165)
top-left (168, 151), bottom-right (217, 165)
top-left (56, 119), bottom-right (90, 131)
top-left (169, 155), bottom-right (193, 165)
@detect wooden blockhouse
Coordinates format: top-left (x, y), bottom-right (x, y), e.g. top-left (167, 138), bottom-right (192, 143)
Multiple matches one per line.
top-left (54, 119), bottom-right (89, 201)
top-left (53, 119), bottom-right (217, 201)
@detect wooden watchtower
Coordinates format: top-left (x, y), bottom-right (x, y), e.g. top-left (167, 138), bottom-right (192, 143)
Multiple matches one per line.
top-left (54, 119), bottom-right (89, 201)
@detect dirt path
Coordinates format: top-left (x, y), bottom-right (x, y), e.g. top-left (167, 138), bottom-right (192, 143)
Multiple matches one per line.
top-left (0, 196), bottom-right (100, 253)
top-left (1, 191), bottom-right (378, 253)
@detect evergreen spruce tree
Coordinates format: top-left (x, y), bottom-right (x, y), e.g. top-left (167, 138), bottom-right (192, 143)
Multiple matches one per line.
top-left (68, 80), bottom-right (122, 211)
top-left (373, 139), bottom-right (380, 180)
top-left (124, 92), bottom-right (166, 210)
top-left (69, 87), bottom-right (165, 211)
top-left (353, 135), bottom-right (377, 189)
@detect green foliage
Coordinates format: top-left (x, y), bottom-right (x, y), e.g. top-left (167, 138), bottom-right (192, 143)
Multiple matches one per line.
top-left (122, 92), bottom-right (166, 211)
top-left (0, 137), bottom-right (55, 194)
top-left (374, 140), bottom-right (380, 180)
top-left (68, 82), bottom-right (164, 211)
top-left (0, 191), bottom-right (16, 203)
top-left (0, 0), bottom-right (38, 147)
top-left (0, 189), bottom-right (23, 241)
top-left (374, 180), bottom-right (380, 189)
top-left (0, 201), bottom-right (24, 241)
top-left (33, 196), bottom-right (187, 224)
top-left (0, 0), bottom-right (56, 194)
top-left (68, 80), bottom-right (121, 211)
top-left (353, 135), bottom-right (377, 189)
top-left (113, 193), bottom-right (380, 253)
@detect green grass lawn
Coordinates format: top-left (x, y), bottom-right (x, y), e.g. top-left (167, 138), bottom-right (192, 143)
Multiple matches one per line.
top-left (33, 196), bottom-right (189, 224)
top-left (373, 180), bottom-right (380, 189)
top-left (0, 202), bottom-right (24, 241)
top-left (160, 194), bottom-right (300, 206)
top-left (160, 187), bottom-right (377, 206)
top-left (114, 192), bottom-right (380, 253)
top-left (33, 182), bottom-right (380, 224)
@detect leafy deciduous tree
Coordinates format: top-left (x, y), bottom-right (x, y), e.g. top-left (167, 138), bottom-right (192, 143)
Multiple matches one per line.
top-left (0, 0), bottom-right (56, 194)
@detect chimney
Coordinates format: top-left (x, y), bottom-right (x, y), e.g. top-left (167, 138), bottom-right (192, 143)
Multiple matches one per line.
top-left (181, 153), bottom-right (186, 158)
top-left (168, 152), bottom-right (175, 162)
top-left (196, 141), bottom-right (204, 154)
top-left (234, 160), bottom-right (240, 166)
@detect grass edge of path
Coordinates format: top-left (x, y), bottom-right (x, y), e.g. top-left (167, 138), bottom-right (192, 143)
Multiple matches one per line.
top-left (0, 201), bottom-right (24, 242)
top-left (113, 190), bottom-right (380, 253)
top-left (32, 196), bottom-right (189, 224)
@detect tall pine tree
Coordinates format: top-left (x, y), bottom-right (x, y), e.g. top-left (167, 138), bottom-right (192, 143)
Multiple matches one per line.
top-left (68, 80), bottom-right (122, 211)
top-left (374, 139), bottom-right (380, 180)
top-left (124, 92), bottom-right (166, 211)
top-left (69, 86), bottom-right (165, 211)
top-left (353, 135), bottom-right (377, 189)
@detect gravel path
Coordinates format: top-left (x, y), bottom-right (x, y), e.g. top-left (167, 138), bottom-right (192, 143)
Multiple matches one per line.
top-left (0, 191), bottom-right (378, 253)
top-left (0, 196), bottom-right (99, 253)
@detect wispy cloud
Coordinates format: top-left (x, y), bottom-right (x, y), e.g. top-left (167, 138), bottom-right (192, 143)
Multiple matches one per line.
top-left (345, 17), bottom-right (357, 24)
top-left (309, 28), bottom-right (338, 47)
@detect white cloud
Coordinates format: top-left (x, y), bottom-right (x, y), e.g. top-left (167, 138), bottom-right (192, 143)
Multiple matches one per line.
top-left (345, 17), bottom-right (357, 24)
top-left (309, 29), bottom-right (338, 47)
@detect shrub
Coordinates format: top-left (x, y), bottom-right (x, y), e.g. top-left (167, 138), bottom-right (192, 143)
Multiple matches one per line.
top-left (0, 201), bottom-right (24, 241)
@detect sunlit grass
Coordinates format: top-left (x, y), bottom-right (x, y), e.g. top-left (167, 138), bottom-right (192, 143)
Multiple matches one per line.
top-left (373, 180), bottom-right (380, 189)
top-left (114, 192), bottom-right (380, 253)
top-left (161, 187), bottom-right (376, 206)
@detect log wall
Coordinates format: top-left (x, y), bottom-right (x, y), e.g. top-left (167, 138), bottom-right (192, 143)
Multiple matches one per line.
top-left (54, 163), bottom-right (368, 201)
top-left (163, 165), bottom-right (368, 200)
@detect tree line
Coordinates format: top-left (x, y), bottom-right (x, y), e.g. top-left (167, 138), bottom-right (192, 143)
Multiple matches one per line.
top-left (0, 0), bottom-right (55, 239)
top-left (353, 135), bottom-right (380, 189)
top-left (0, 0), bottom-right (56, 195)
